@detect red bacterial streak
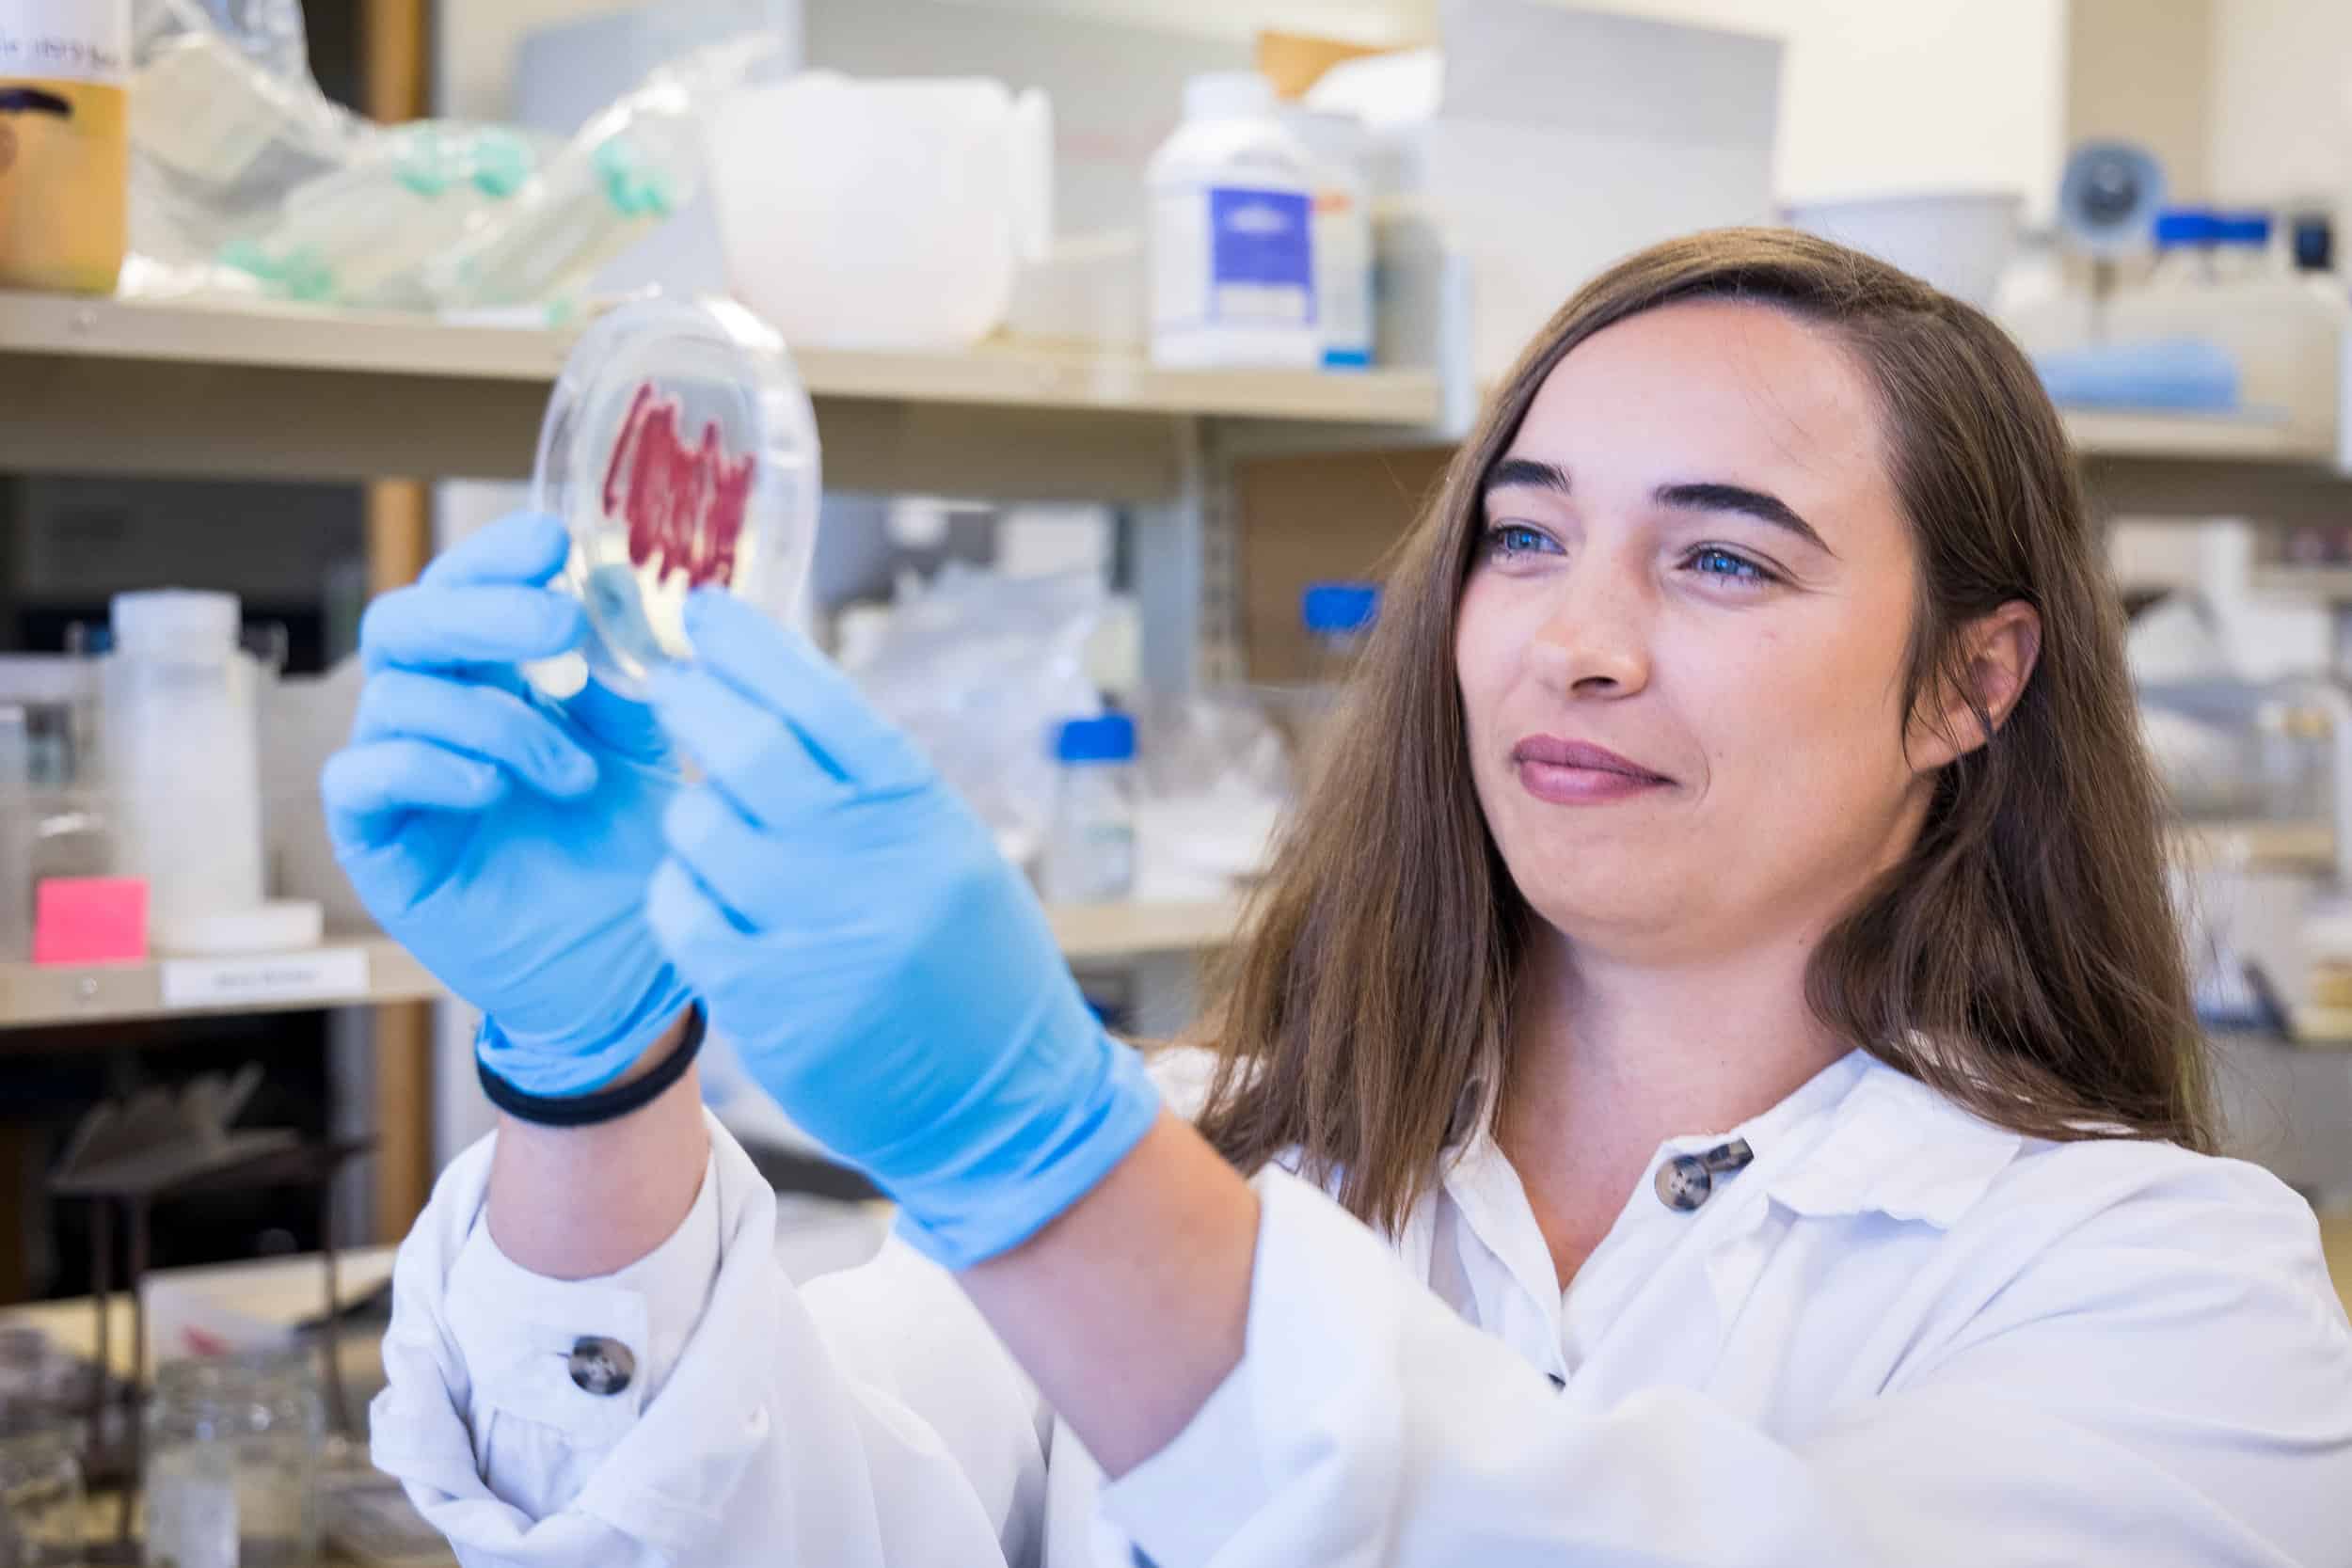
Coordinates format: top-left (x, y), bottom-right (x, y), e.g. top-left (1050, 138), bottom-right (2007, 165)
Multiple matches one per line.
top-left (601, 381), bottom-right (756, 591)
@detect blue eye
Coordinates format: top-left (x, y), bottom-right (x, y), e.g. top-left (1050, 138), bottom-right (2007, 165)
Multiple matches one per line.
top-left (1483, 523), bottom-right (1558, 559)
top-left (1687, 546), bottom-right (1772, 582)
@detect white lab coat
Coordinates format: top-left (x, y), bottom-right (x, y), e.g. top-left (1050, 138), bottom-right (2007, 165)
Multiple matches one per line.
top-left (371, 1051), bottom-right (2352, 1565)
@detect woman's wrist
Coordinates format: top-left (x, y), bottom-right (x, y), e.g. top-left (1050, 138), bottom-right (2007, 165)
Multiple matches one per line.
top-left (485, 1005), bottom-right (710, 1280)
top-left (478, 1004), bottom-right (707, 1128)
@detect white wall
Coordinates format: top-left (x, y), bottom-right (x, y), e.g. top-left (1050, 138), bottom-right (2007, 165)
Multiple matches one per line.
top-left (2206, 0), bottom-right (2352, 214)
top-left (1570, 0), bottom-right (2068, 214)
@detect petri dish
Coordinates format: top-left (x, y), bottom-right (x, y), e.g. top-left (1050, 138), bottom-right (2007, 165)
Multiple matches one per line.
top-left (533, 296), bottom-right (821, 694)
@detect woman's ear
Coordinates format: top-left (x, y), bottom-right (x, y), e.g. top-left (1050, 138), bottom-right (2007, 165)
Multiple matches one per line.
top-left (1910, 601), bottom-right (2042, 769)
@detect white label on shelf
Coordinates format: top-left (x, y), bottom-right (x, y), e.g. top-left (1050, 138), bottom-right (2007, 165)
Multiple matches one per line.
top-left (0, 1), bottom-right (131, 86)
top-left (160, 947), bottom-right (370, 1010)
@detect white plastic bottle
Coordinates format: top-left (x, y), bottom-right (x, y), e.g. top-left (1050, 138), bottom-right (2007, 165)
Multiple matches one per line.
top-left (1280, 106), bottom-right (1375, 370)
top-left (1039, 715), bottom-right (1136, 905)
top-left (99, 591), bottom-right (265, 936)
top-left (1147, 72), bottom-right (1319, 370)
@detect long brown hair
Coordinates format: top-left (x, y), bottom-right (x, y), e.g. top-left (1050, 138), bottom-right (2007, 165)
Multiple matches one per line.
top-left (1193, 227), bottom-right (2212, 1234)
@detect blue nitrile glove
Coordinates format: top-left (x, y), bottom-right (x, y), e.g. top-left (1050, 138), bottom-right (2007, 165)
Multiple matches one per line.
top-left (321, 512), bottom-right (695, 1095)
top-left (642, 590), bottom-right (1162, 1269)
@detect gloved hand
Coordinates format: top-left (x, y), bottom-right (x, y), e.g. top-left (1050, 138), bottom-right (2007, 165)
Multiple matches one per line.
top-left (321, 512), bottom-right (695, 1095)
top-left (643, 590), bottom-right (1162, 1269)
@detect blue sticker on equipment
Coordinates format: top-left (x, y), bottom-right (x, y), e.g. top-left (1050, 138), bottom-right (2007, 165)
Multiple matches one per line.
top-left (1210, 187), bottom-right (1311, 289)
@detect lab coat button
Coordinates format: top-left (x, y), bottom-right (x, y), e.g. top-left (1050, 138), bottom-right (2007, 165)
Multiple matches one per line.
top-left (1656, 1153), bottom-right (1714, 1211)
top-left (567, 1336), bottom-right (636, 1396)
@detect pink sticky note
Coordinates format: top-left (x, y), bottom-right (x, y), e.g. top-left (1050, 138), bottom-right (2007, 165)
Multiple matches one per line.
top-left (33, 877), bottom-right (149, 966)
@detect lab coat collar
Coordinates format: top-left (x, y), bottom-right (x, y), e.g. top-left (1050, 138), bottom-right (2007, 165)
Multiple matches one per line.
top-left (1431, 1051), bottom-right (1876, 1325)
top-left (1433, 1049), bottom-right (2024, 1302)
top-left (1762, 1055), bottom-right (2025, 1229)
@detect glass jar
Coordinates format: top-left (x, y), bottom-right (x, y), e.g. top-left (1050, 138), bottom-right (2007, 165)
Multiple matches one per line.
top-left (0, 1420), bottom-right (84, 1568)
top-left (143, 1349), bottom-right (323, 1568)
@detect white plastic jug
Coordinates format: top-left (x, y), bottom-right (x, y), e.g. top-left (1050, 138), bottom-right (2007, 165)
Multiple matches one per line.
top-left (707, 73), bottom-right (1053, 351)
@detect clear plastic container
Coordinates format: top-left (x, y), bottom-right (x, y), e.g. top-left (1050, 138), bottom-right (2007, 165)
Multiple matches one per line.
top-left (708, 73), bottom-right (1054, 351)
top-left (533, 297), bottom-right (821, 696)
top-left (144, 1348), bottom-right (324, 1568)
top-left (1039, 714), bottom-right (1137, 906)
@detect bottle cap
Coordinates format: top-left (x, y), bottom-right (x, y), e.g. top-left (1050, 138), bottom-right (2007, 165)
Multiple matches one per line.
top-left (533, 297), bottom-right (821, 693)
top-left (1055, 714), bottom-right (1136, 765)
top-left (2213, 212), bottom-right (2273, 246)
top-left (2293, 214), bottom-right (2334, 272)
top-left (109, 590), bottom-right (240, 660)
top-left (1184, 71), bottom-right (1276, 123)
top-left (1301, 582), bottom-right (1380, 636)
top-left (2153, 208), bottom-right (2217, 246)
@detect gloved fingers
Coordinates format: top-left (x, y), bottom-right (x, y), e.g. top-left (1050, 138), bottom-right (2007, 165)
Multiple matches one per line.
top-left (320, 736), bottom-right (507, 846)
top-left (679, 589), bottom-right (931, 792)
top-left (660, 785), bottom-right (804, 930)
top-left (355, 670), bottom-right (598, 800)
top-left (646, 664), bottom-right (852, 830)
top-left (561, 673), bottom-right (672, 769)
top-left (645, 857), bottom-right (762, 989)
top-left (360, 584), bottom-right (587, 673)
top-left (419, 511), bottom-right (570, 589)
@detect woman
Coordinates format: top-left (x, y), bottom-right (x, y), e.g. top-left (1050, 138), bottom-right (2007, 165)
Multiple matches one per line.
top-left (330, 230), bottom-right (2352, 1566)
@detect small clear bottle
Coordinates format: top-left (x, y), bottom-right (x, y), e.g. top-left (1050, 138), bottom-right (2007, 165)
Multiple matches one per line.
top-left (0, 1419), bottom-right (84, 1568)
top-left (1302, 581), bottom-right (1379, 671)
top-left (144, 1349), bottom-right (324, 1568)
top-left (2149, 207), bottom-right (2220, 287)
top-left (1039, 715), bottom-right (1137, 906)
top-left (2209, 212), bottom-right (2275, 283)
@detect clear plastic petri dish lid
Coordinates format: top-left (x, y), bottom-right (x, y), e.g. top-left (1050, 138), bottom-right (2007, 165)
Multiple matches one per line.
top-left (533, 296), bottom-right (821, 694)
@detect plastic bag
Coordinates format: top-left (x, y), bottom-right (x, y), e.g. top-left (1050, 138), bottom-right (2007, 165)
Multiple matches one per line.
top-left (844, 564), bottom-right (1105, 866)
top-left (1130, 692), bottom-right (1293, 901)
top-left (123, 0), bottom-right (771, 314)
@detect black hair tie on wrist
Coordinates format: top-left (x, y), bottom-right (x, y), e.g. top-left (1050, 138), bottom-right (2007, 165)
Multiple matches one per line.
top-left (479, 1005), bottom-right (707, 1128)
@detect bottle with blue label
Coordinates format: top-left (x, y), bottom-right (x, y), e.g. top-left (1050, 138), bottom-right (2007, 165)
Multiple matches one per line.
top-left (1147, 72), bottom-right (1320, 370)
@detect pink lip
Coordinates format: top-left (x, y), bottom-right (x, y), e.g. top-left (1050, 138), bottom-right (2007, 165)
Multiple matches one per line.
top-left (1509, 735), bottom-right (1672, 806)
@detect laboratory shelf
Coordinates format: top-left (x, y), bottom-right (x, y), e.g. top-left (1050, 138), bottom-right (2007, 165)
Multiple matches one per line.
top-left (0, 900), bottom-right (1244, 1028)
top-left (2245, 567), bottom-right (2352, 601)
top-left (2061, 408), bottom-right (2342, 466)
top-left (0, 934), bottom-right (441, 1027)
top-left (0, 293), bottom-right (1443, 492)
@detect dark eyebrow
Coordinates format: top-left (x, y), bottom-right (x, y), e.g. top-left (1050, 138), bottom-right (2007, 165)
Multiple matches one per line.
top-left (1483, 456), bottom-right (1572, 496)
top-left (1484, 460), bottom-right (1834, 557)
top-left (1654, 482), bottom-right (1832, 554)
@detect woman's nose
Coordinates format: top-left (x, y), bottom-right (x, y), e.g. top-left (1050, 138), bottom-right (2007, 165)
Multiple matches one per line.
top-left (1525, 560), bottom-right (1651, 698)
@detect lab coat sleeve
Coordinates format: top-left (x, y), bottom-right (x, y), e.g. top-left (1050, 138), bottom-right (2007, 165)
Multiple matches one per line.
top-left (369, 1111), bottom-right (1052, 1568)
top-left (1102, 1157), bottom-right (2352, 1568)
